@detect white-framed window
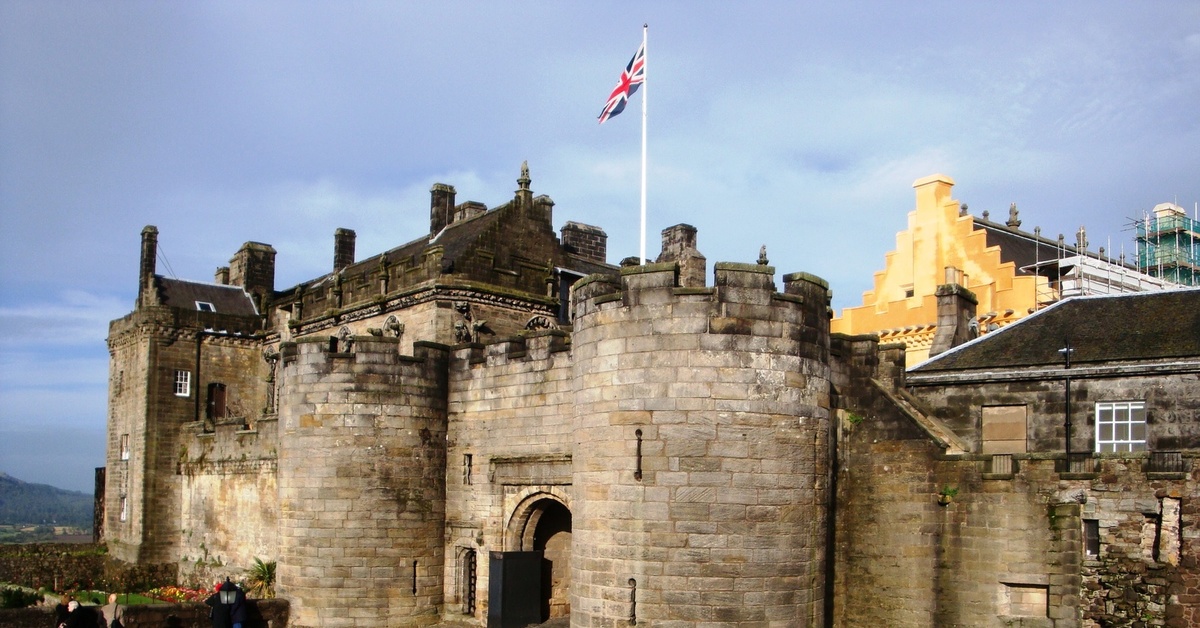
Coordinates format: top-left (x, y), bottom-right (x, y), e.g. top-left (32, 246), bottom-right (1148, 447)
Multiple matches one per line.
top-left (119, 496), bottom-right (128, 522)
top-left (120, 434), bottom-right (130, 461)
top-left (174, 370), bottom-right (191, 397)
top-left (196, 301), bottom-right (215, 312)
top-left (1095, 401), bottom-right (1147, 452)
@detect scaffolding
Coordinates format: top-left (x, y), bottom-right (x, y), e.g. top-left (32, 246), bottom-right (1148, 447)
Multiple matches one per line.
top-left (1136, 203), bottom-right (1200, 287)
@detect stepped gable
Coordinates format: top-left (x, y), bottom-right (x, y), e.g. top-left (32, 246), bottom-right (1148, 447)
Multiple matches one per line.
top-left (914, 288), bottom-right (1200, 371)
top-left (154, 277), bottom-right (259, 316)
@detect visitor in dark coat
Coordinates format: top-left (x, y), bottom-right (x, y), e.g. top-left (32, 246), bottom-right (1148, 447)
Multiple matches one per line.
top-left (205, 578), bottom-right (247, 628)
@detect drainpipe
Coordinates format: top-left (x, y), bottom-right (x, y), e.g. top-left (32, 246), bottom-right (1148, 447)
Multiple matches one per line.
top-left (1059, 340), bottom-right (1074, 459)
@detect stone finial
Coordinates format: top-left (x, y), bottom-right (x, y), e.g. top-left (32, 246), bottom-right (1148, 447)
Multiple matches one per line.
top-left (959, 203), bottom-right (968, 217)
top-left (757, 245), bottom-right (769, 266)
top-left (982, 209), bottom-right (990, 221)
top-left (517, 161), bottom-right (531, 192)
top-left (1006, 203), bottom-right (1021, 228)
top-left (1076, 226), bottom-right (1087, 251)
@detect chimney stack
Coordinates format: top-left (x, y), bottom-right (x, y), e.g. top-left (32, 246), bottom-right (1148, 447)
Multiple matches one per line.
top-left (138, 225), bottom-right (158, 308)
top-left (334, 228), bottom-right (356, 272)
top-left (430, 183), bottom-right (457, 235)
top-left (929, 267), bottom-right (978, 358)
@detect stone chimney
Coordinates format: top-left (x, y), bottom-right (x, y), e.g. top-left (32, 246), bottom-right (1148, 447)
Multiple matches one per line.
top-left (138, 226), bottom-right (158, 308)
top-left (929, 266), bottom-right (978, 358)
top-left (453, 201), bottom-right (487, 223)
top-left (430, 183), bottom-right (457, 235)
top-left (561, 222), bottom-right (608, 264)
top-left (214, 266), bottom-right (230, 285)
top-left (656, 224), bottom-right (707, 288)
top-left (228, 241), bottom-right (277, 307)
top-left (334, 228), bottom-right (356, 272)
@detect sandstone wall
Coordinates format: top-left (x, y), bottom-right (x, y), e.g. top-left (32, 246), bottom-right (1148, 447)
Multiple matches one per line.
top-left (833, 408), bottom-right (1198, 627)
top-left (443, 330), bottom-right (577, 623)
top-left (276, 335), bottom-right (449, 628)
top-left (568, 263), bottom-right (833, 627)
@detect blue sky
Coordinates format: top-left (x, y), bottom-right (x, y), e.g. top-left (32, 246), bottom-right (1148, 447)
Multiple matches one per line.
top-left (2, 2), bottom-right (1198, 493)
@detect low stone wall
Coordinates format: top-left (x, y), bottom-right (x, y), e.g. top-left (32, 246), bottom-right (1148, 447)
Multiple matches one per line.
top-left (0, 599), bottom-right (289, 628)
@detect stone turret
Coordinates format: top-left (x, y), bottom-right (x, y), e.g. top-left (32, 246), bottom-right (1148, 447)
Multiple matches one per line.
top-left (569, 261), bottom-right (833, 626)
top-left (277, 335), bottom-right (450, 627)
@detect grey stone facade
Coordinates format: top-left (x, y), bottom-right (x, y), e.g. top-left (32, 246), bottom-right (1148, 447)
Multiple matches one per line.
top-left (103, 168), bottom-right (1199, 627)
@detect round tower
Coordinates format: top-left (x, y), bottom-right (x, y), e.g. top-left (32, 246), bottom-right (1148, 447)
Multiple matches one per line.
top-left (570, 262), bottom-right (832, 626)
top-left (276, 335), bottom-right (449, 628)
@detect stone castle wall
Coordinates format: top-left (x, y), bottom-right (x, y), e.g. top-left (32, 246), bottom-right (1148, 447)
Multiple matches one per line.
top-left (834, 360), bottom-right (1199, 627)
top-left (177, 416), bottom-right (279, 587)
top-left (444, 330), bottom-right (577, 622)
top-left (276, 335), bottom-right (449, 628)
top-left (568, 262), bottom-right (833, 627)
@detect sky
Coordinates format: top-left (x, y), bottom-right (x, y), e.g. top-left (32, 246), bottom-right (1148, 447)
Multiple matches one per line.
top-left (1, 2), bottom-right (1198, 494)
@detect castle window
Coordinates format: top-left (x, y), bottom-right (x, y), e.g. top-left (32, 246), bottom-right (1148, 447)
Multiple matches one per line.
top-left (463, 454), bottom-right (473, 485)
top-left (119, 496), bottom-right (128, 522)
top-left (195, 301), bottom-right (215, 312)
top-left (206, 383), bottom-right (228, 419)
top-left (174, 370), bottom-right (191, 397)
top-left (1083, 519), bottom-right (1100, 558)
top-left (120, 434), bottom-right (130, 461)
top-left (1095, 401), bottom-right (1147, 452)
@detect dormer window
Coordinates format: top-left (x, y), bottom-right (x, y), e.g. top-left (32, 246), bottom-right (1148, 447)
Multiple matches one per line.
top-left (196, 301), bottom-right (215, 312)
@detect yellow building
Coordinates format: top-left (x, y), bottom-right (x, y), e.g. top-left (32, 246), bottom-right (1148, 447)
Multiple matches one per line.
top-left (833, 174), bottom-right (1169, 365)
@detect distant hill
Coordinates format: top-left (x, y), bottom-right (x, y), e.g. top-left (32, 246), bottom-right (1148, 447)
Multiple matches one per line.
top-left (0, 472), bottom-right (94, 528)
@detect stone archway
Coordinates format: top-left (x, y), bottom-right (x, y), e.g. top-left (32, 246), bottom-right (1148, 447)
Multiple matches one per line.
top-left (506, 492), bottom-right (572, 620)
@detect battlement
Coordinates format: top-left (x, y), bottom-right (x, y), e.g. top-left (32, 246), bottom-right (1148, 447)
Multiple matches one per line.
top-left (572, 260), bottom-right (832, 343)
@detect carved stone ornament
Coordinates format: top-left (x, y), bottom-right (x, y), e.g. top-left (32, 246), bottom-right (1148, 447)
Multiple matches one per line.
top-left (525, 315), bottom-right (558, 331)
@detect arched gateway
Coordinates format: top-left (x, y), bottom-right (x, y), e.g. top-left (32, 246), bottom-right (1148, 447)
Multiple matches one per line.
top-left (503, 491), bottom-right (572, 621)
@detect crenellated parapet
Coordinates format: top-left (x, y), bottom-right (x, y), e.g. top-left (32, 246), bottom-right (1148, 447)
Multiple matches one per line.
top-left (569, 259), bottom-right (834, 627)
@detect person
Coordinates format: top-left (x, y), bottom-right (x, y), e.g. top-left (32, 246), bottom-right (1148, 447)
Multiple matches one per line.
top-left (54, 597), bottom-right (74, 628)
top-left (59, 600), bottom-right (101, 628)
top-left (205, 578), bottom-right (247, 628)
top-left (99, 593), bottom-right (124, 628)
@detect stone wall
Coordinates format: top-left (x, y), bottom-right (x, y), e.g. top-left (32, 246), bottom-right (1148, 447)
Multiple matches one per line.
top-left (444, 330), bottom-right (577, 623)
top-left (568, 262), bottom-right (833, 626)
top-left (177, 416), bottom-right (279, 587)
top-left (276, 335), bottom-right (449, 628)
top-left (833, 400), bottom-right (1198, 627)
top-left (906, 368), bottom-right (1200, 455)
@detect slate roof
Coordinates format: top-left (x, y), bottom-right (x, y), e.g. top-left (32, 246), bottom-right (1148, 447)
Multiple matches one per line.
top-left (912, 288), bottom-right (1200, 372)
top-left (972, 217), bottom-right (1139, 277)
top-left (285, 196), bottom-right (616, 296)
top-left (156, 277), bottom-right (260, 317)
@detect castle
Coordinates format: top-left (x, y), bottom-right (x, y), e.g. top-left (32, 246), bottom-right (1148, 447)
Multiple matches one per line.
top-left (103, 167), bottom-right (1200, 627)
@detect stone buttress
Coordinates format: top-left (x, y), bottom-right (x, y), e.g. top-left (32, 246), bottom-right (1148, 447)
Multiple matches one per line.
top-left (277, 334), bottom-right (450, 628)
top-left (569, 262), bottom-right (833, 627)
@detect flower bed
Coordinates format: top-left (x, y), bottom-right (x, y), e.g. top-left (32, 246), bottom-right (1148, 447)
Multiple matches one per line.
top-left (144, 585), bottom-right (210, 603)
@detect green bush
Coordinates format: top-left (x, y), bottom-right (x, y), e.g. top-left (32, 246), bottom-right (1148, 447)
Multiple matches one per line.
top-left (0, 585), bottom-right (43, 609)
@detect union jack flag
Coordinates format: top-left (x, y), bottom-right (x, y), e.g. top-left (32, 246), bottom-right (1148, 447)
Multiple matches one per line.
top-left (598, 42), bottom-right (645, 124)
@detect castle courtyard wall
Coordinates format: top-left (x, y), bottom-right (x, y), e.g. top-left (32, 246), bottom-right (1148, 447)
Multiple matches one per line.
top-left (834, 411), bottom-right (1198, 627)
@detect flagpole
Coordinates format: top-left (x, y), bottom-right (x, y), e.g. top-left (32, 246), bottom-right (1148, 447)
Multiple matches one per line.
top-left (640, 23), bottom-right (648, 264)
